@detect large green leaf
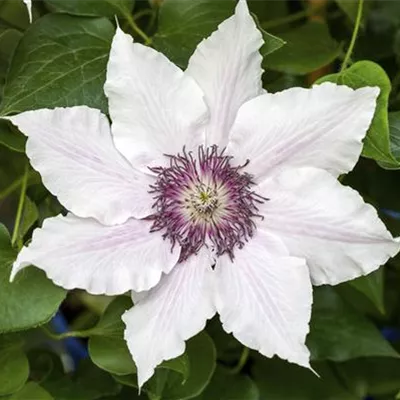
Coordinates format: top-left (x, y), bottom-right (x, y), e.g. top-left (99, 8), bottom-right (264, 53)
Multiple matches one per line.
top-left (0, 224), bottom-right (66, 333)
top-left (100, 387), bottom-right (146, 400)
top-left (42, 359), bottom-right (120, 400)
top-left (307, 286), bottom-right (398, 361)
top-left (4, 382), bottom-right (53, 400)
top-left (153, 0), bottom-right (284, 68)
top-left (116, 331), bottom-right (216, 400)
top-left (0, 27), bottom-right (22, 102)
top-left (0, 120), bottom-right (25, 152)
top-left (252, 357), bottom-right (357, 400)
top-left (389, 111), bottom-right (400, 160)
top-left (347, 268), bottom-right (385, 315)
top-left (89, 297), bottom-right (190, 379)
top-left (153, 0), bottom-right (235, 68)
top-left (0, 335), bottom-right (29, 396)
top-left (154, 331), bottom-right (216, 400)
top-left (265, 22), bottom-right (341, 74)
top-left (317, 61), bottom-right (400, 169)
top-left (0, 14), bottom-right (114, 116)
top-left (336, 357), bottom-right (400, 398)
top-left (44, 0), bottom-right (134, 17)
top-left (193, 366), bottom-right (258, 400)
top-left (88, 296), bottom-right (137, 376)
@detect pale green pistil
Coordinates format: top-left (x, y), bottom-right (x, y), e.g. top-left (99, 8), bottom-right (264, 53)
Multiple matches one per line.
top-left (189, 184), bottom-right (219, 216)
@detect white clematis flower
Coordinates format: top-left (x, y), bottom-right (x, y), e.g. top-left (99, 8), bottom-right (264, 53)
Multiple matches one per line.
top-left (6, 0), bottom-right (400, 388)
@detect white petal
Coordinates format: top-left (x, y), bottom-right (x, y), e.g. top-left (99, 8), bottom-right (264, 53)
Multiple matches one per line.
top-left (23, 0), bottom-right (32, 22)
top-left (5, 107), bottom-right (154, 225)
top-left (186, 0), bottom-right (264, 147)
top-left (123, 248), bottom-right (216, 388)
top-left (259, 167), bottom-right (400, 285)
top-left (12, 214), bottom-right (180, 294)
top-left (215, 230), bottom-right (312, 368)
top-left (227, 83), bottom-right (379, 179)
top-left (104, 27), bottom-right (208, 170)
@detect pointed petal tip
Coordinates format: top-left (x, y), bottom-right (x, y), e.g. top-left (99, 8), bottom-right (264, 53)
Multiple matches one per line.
top-left (236, 0), bottom-right (249, 12)
top-left (9, 255), bottom-right (26, 283)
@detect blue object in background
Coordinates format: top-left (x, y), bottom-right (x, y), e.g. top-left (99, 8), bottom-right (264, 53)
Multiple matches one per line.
top-left (382, 208), bottom-right (400, 220)
top-left (51, 311), bottom-right (88, 368)
top-left (381, 327), bottom-right (400, 342)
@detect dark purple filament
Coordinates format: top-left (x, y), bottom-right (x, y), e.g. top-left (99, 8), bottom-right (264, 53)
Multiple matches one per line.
top-left (149, 146), bottom-right (265, 262)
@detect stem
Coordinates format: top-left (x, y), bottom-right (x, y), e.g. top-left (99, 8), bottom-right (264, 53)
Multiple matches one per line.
top-left (11, 163), bottom-right (29, 247)
top-left (133, 9), bottom-right (154, 21)
top-left (230, 347), bottom-right (250, 374)
top-left (124, 13), bottom-right (152, 45)
top-left (0, 175), bottom-right (25, 201)
top-left (261, 2), bottom-right (329, 31)
top-left (42, 326), bottom-right (93, 340)
top-left (340, 0), bottom-right (364, 72)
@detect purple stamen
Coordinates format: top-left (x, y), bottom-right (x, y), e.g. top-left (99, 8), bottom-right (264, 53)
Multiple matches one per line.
top-left (148, 145), bottom-right (266, 262)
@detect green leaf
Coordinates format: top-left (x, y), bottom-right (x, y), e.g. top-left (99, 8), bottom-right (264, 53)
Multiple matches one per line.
top-left (336, 357), bottom-right (400, 397)
top-left (0, 224), bottom-right (66, 333)
top-left (100, 387), bottom-right (147, 400)
top-left (42, 359), bottom-right (120, 400)
top-left (0, 14), bottom-right (114, 116)
top-left (19, 195), bottom-right (38, 239)
top-left (252, 15), bottom-right (286, 59)
top-left (115, 331), bottom-right (216, 400)
top-left (153, 0), bottom-right (283, 69)
top-left (153, 331), bottom-right (216, 400)
top-left (389, 111), bottom-right (400, 160)
top-left (252, 357), bottom-right (357, 400)
top-left (317, 60), bottom-right (400, 169)
top-left (89, 297), bottom-right (190, 379)
top-left (193, 366), bottom-right (259, 400)
top-left (0, 120), bottom-right (26, 152)
top-left (88, 297), bottom-right (137, 376)
top-left (5, 382), bottom-right (53, 400)
top-left (264, 22), bottom-right (342, 74)
top-left (0, 0), bottom-right (30, 31)
top-left (44, 0), bottom-right (134, 17)
top-left (206, 317), bottom-right (242, 365)
top-left (0, 335), bottom-right (29, 396)
top-left (307, 286), bottom-right (398, 361)
top-left (0, 27), bottom-right (22, 101)
top-left (153, 0), bottom-right (235, 68)
top-left (27, 350), bottom-right (65, 384)
top-left (347, 268), bottom-right (385, 315)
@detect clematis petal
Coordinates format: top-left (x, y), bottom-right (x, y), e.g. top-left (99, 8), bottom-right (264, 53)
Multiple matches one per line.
top-left (259, 167), bottom-right (400, 286)
top-left (104, 27), bottom-right (208, 170)
top-left (123, 248), bottom-right (216, 388)
top-left (186, 0), bottom-right (264, 147)
top-left (5, 107), bottom-right (154, 225)
top-left (23, 0), bottom-right (32, 22)
top-left (227, 82), bottom-right (379, 179)
top-left (12, 214), bottom-right (180, 294)
top-left (215, 230), bottom-right (312, 368)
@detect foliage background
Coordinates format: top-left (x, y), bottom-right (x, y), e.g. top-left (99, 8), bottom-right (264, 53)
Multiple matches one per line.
top-left (1, 0), bottom-right (400, 399)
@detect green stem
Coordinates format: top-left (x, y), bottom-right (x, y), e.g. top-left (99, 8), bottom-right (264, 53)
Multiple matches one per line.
top-left (133, 9), bottom-right (154, 21)
top-left (261, 2), bottom-right (331, 32)
top-left (340, 0), bottom-right (364, 72)
top-left (11, 163), bottom-right (29, 247)
top-left (41, 326), bottom-right (93, 340)
top-left (0, 175), bottom-right (25, 201)
top-left (124, 13), bottom-right (152, 45)
top-left (230, 347), bottom-right (250, 374)
top-left (262, 9), bottom-right (310, 30)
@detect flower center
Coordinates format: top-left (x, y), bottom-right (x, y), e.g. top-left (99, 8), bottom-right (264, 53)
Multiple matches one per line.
top-left (149, 146), bottom-right (265, 262)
